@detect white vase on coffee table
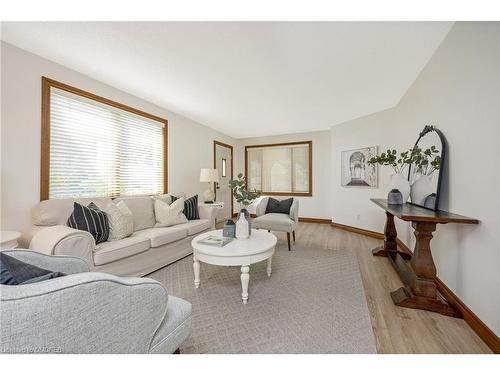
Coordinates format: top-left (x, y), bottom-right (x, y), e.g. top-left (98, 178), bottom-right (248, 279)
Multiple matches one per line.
top-left (236, 212), bottom-right (250, 239)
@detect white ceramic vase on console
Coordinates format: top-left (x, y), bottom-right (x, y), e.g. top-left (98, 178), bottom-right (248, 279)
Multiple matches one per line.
top-left (390, 173), bottom-right (410, 203)
top-left (236, 212), bottom-right (250, 239)
top-left (410, 175), bottom-right (433, 206)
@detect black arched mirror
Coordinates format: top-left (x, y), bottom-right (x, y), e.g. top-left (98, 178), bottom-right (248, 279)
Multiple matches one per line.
top-left (407, 126), bottom-right (446, 211)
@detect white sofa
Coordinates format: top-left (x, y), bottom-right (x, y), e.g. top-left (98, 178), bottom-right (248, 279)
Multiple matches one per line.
top-left (28, 193), bottom-right (216, 277)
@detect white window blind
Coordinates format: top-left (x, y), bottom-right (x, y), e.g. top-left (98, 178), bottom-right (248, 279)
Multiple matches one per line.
top-left (49, 88), bottom-right (165, 199)
top-left (246, 143), bottom-right (311, 194)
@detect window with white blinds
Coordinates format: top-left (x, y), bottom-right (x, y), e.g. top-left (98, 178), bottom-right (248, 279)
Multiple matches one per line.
top-left (47, 86), bottom-right (166, 199)
top-left (246, 142), bottom-right (312, 196)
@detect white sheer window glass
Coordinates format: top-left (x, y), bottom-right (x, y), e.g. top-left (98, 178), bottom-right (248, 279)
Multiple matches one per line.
top-left (262, 147), bottom-right (292, 192)
top-left (292, 145), bottom-right (309, 192)
top-left (49, 88), bottom-right (164, 199)
top-left (247, 149), bottom-right (263, 191)
top-left (246, 142), bottom-right (311, 194)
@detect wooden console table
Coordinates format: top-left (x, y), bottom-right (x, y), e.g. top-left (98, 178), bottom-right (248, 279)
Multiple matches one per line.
top-left (371, 198), bottom-right (479, 317)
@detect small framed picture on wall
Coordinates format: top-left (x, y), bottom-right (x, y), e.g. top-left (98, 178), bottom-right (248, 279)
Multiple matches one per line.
top-left (341, 146), bottom-right (378, 188)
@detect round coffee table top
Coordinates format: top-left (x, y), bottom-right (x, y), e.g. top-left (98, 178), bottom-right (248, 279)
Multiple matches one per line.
top-left (192, 229), bottom-right (277, 258)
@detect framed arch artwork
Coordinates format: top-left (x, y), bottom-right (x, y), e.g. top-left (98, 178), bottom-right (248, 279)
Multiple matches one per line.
top-left (341, 146), bottom-right (378, 188)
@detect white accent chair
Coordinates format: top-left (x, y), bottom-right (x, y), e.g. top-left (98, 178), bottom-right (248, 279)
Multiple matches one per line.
top-left (252, 197), bottom-right (299, 251)
top-left (0, 250), bottom-right (192, 354)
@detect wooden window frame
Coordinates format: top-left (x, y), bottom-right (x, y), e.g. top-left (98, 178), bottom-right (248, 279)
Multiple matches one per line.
top-left (40, 77), bottom-right (168, 201)
top-left (245, 140), bottom-right (313, 197)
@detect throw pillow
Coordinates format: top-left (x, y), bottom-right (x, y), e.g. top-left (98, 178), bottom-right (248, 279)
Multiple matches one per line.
top-left (0, 253), bottom-right (65, 285)
top-left (184, 195), bottom-right (200, 220)
top-left (67, 202), bottom-right (109, 244)
top-left (265, 197), bottom-right (294, 215)
top-left (100, 200), bottom-right (134, 241)
top-left (154, 197), bottom-right (188, 227)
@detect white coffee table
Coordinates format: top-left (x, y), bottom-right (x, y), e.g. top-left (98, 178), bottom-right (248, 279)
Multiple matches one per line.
top-left (191, 229), bottom-right (277, 304)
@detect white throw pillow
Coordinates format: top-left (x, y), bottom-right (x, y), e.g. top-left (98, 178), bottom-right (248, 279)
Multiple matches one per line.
top-left (100, 200), bottom-right (134, 241)
top-left (154, 197), bottom-right (188, 227)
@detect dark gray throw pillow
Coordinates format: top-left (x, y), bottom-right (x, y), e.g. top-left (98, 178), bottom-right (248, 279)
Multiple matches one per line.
top-left (169, 195), bottom-right (199, 220)
top-left (184, 195), bottom-right (200, 220)
top-left (265, 197), bottom-right (294, 215)
top-left (67, 202), bottom-right (109, 244)
top-left (0, 253), bottom-right (65, 285)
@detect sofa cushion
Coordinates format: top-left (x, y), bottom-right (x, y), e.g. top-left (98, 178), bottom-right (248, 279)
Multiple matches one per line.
top-left (149, 295), bottom-right (192, 354)
top-left (32, 197), bottom-right (113, 226)
top-left (155, 192), bottom-right (187, 205)
top-left (67, 202), bottom-right (109, 244)
top-left (153, 197), bottom-right (187, 227)
top-left (183, 195), bottom-right (200, 220)
top-left (93, 237), bottom-right (150, 266)
top-left (265, 197), bottom-right (293, 215)
top-left (252, 213), bottom-right (296, 232)
top-left (114, 196), bottom-right (155, 231)
top-left (174, 219), bottom-right (211, 236)
top-left (1, 252), bottom-right (65, 285)
top-left (131, 227), bottom-right (188, 248)
top-left (99, 200), bottom-right (134, 241)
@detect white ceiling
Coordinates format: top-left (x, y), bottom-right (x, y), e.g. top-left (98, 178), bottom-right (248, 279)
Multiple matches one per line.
top-left (1, 22), bottom-right (453, 138)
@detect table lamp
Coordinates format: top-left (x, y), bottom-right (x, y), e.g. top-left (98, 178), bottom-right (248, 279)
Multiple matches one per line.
top-left (200, 168), bottom-right (219, 203)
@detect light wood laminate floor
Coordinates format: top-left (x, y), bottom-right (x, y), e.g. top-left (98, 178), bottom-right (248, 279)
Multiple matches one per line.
top-left (274, 222), bottom-right (491, 353)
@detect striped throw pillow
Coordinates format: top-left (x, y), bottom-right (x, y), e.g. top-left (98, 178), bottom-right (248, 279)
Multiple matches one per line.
top-left (67, 202), bottom-right (109, 244)
top-left (183, 195), bottom-right (200, 220)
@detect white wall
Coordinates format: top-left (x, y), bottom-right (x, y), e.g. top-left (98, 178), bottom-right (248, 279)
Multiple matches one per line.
top-left (0, 42), bottom-right (236, 243)
top-left (330, 22), bottom-right (500, 335)
top-left (234, 130), bottom-right (332, 219)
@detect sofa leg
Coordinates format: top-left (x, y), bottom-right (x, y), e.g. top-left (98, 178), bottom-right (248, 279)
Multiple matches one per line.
top-left (292, 231), bottom-right (296, 243)
top-left (173, 348), bottom-right (180, 354)
top-left (287, 232), bottom-right (291, 251)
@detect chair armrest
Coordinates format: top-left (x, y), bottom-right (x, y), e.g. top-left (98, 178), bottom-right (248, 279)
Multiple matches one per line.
top-left (198, 206), bottom-right (217, 229)
top-left (1, 249), bottom-right (89, 275)
top-left (0, 273), bottom-right (169, 353)
top-left (255, 197), bottom-right (269, 217)
top-left (29, 225), bottom-right (95, 267)
top-left (290, 199), bottom-right (299, 223)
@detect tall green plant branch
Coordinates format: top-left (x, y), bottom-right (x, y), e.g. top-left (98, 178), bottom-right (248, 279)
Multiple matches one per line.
top-left (368, 146), bottom-right (441, 176)
top-left (229, 173), bottom-right (262, 208)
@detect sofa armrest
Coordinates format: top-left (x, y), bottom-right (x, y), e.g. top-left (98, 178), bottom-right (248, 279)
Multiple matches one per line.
top-left (2, 250), bottom-right (90, 275)
top-left (198, 206), bottom-right (217, 229)
top-left (256, 197), bottom-right (269, 217)
top-left (0, 273), bottom-right (169, 353)
top-left (29, 225), bottom-right (95, 267)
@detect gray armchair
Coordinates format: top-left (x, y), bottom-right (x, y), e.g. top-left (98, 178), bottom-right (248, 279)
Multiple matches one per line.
top-left (0, 250), bottom-right (191, 354)
top-left (252, 197), bottom-right (299, 251)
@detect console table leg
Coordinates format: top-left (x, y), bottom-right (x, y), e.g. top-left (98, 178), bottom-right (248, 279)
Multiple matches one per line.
top-left (372, 210), bottom-right (412, 260)
top-left (372, 211), bottom-right (397, 256)
top-left (391, 221), bottom-right (460, 318)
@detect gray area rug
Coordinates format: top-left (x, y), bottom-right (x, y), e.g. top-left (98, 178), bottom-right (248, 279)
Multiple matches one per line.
top-left (147, 241), bottom-right (376, 353)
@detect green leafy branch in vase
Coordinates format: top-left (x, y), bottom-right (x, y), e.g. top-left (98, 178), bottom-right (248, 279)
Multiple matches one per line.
top-left (367, 149), bottom-right (412, 174)
top-left (229, 173), bottom-right (262, 208)
top-left (368, 146), bottom-right (441, 176)
top-left (409, 145), bottom-right (441, 176)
